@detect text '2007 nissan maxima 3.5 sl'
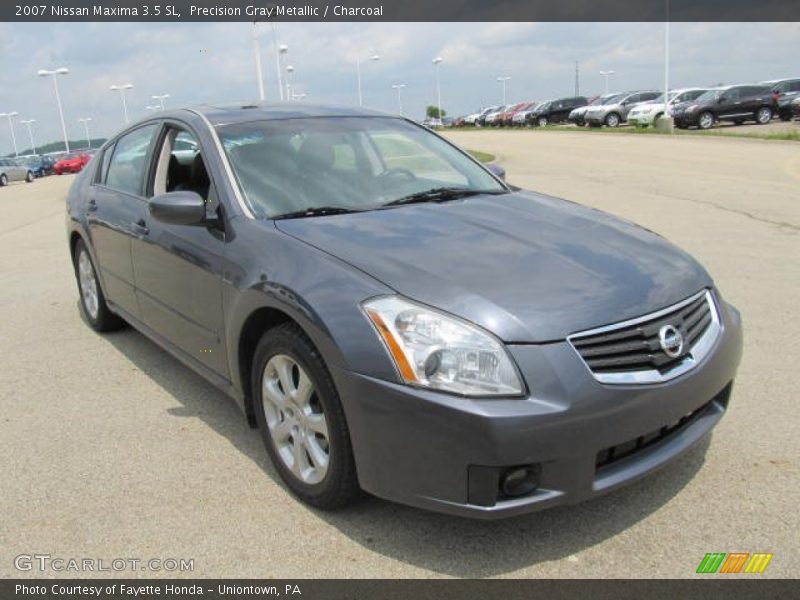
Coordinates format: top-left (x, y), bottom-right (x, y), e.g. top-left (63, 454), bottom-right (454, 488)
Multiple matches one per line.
top-left (66, 104), bottom-right (742, 518)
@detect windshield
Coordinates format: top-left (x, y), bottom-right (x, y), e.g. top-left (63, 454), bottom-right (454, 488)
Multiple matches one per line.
top-left (217, 117), bottom-right (506, 219)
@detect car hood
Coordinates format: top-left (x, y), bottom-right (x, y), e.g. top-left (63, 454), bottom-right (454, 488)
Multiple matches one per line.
top-left (275, 191), bottom-right (712, 342)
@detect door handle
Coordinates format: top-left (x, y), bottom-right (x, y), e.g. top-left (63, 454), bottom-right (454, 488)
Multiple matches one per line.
top-left (87, 199), bottom-right (97, 212)
top-left (132, 219), bottom-right (149, 236)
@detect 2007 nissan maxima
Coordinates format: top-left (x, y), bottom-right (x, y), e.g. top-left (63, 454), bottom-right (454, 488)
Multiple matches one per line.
top-left (66, 104), bottom-right (742, 518)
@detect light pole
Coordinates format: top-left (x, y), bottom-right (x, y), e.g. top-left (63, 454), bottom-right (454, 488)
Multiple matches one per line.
top-left (78, 117), bottom-right (92, 150)
top-left (270, 23), bottom-right (287, 101)
top-left (496, 76), bottom-right (511, 105)
top-left (432, 56), bottom-right (443, 125)
top-left (285, 65), bottom-right (295, 100)
top-left (252, 22), bottom-right (265, 101)
top-left (599, 70), bottom-right (615, 95)
top-left (356, 54), bottom-right (380, 107)
top-left (110, 83), bottom-right (134, 124)
top-left (152, 94), bottom-right (170, 110)
top-left (0, 112), bottom-right (19, 157)
top-left (20, 119), bottom-right (36, 155)
top-left (663, 0), bottom-right (671, 124)
top-left (37, 67), bottom-right (70, 153)
top-left (391, 83), bottom-right (406, 116)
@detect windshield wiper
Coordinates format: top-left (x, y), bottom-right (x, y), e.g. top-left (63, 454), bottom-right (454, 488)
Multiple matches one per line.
top-left (383, 187), bottom-right (506, 207)
top-left (272, 206), bottom-right (362, 220)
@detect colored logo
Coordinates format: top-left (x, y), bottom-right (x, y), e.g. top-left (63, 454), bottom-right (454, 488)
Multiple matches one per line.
top-left (696, 553), bottom-right (773, 574)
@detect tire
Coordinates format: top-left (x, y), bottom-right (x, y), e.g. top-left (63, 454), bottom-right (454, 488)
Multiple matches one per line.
top-left (25, 171), bottom-right (34, 183)
top-left (537, 116), bottom-right (548, 127)
top-left (698, 111), bottom-right (714, 130)
top-left (755, 106), bottom-right (772, 124)
top-left (73, 239), bottom-right (125, 332)
top-left (0, 174), bottom-right (7, 186)
top-left (604, 113), bottom-right (621, 127)
top-left (252, 323), bottom-right (360, 510)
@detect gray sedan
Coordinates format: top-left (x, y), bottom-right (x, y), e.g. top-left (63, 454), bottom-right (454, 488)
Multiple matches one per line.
top-left (66, 104), bottom-right (742, 518)
top-left (0, 158), bottom-right (34, 186)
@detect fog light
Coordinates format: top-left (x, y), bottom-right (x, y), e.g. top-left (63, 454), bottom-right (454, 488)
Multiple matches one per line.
top-left (501, 466), bottom-right (539, 498)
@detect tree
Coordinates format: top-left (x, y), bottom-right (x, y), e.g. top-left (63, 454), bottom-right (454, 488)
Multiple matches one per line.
top-left (426, 105), bottom-right (447, 119)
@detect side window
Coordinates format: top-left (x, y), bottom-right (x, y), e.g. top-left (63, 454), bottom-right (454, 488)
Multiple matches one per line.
top-left (371, 131), bottom-right (468, 187)
top-left (332, 142), bottom-right (357, 173)
top-left (153, 127), bottom-right (211, 202)
top-left (640, 92), bottom-right (659, 102)
top-left (98, 144), bottom-right (115, 183)
top-left (624, 94), bottom-right (639, 104)
top-left (724, 88), bottom-right (740, 101)
top-left (105, 124), bottom-right (158, 196)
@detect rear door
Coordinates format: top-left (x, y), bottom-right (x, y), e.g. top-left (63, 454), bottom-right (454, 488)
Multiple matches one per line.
top-left (86, 123), bottom-right (160, 319)
top-left (131, 122), bottom-right (228, 376)
top-left (740, 86), bottom-right (770, 114)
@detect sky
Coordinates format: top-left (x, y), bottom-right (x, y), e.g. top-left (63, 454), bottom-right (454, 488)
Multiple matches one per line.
top-left (0, 21), bottom-right (798, 154)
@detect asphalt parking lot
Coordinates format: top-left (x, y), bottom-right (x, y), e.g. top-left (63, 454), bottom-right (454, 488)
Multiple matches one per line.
top-left (1, 131), bottom-right (798, 579)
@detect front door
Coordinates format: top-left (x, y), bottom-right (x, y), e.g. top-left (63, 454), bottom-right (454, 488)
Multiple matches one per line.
top-left (132, 124), bottom-right (228, 376)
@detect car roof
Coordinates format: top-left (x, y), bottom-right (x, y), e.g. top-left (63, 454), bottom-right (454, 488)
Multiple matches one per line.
top-left (176, 102), bottom-right (393, 126)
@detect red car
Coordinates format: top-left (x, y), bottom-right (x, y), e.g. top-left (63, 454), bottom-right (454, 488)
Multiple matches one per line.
top-left (53, 153), bottom-right (91, 175)
top-left (501, 102), bottom-right (534, 126)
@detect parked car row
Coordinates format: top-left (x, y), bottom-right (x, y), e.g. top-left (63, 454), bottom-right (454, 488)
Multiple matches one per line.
top-left (0, 150), bottom-right (94, 187)
top-left (450, 77), bottom-right (800, 131)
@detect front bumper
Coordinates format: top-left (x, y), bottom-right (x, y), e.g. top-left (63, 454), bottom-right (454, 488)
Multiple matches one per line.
top-left (672, 111), bottom-right (699, 127)
top-left (332, 295), bottom-right (742, 519)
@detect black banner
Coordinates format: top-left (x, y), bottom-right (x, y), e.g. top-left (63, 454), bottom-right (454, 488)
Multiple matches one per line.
top-left (2, 579), bottom-right (798, 600)
top-left (3, 0), bottom-right (800, 22)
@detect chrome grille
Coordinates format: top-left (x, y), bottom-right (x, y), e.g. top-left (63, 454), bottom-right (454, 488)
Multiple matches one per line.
top-left (569, 289), bottom-right (721, 385)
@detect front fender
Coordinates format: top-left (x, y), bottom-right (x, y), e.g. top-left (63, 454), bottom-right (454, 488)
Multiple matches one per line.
top-left (221, 218), bottom-right (398, 398)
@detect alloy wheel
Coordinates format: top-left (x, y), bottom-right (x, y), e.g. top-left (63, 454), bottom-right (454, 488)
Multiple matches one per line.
top-left (0, 174), bottom-right (7, 186)
top-left (756, 107), bottom-right (772, 124)
top-left (261, 354), bottom-right (330, 485)
top-left (699, 112), bottom-right (714, 129)
top-left (77, 249), bottom-right (99, 320)
top-left (606, 114), bottom-right (620, 127)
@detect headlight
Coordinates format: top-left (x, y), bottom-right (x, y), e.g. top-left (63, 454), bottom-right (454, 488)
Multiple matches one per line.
top-left (363, 296), bottom-right (524, 397)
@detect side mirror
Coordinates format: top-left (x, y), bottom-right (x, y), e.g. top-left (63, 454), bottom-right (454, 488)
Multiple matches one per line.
top-left (486, 163), bottom-right (506, 181)
top-left (149, 191), bottom-right (207, 226)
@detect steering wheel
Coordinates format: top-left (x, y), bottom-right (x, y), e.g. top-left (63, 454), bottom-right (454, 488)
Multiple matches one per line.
top-left (377, 167), bottom-right (416, 181)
